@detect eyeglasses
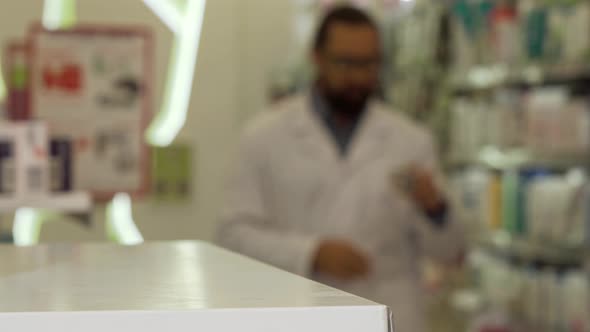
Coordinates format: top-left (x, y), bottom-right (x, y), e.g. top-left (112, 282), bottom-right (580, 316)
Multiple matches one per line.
top-left (325, 55), bottom-right (381, 73)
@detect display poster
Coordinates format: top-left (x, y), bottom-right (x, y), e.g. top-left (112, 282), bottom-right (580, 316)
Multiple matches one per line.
top-left (29, 26), bottom-right (152, 199)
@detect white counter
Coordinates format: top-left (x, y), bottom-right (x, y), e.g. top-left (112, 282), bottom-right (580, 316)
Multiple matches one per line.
top-left (0, 241), bottom-right (390, 332)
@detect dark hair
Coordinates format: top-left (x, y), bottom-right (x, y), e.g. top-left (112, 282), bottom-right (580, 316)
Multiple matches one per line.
top-left (313, 5), bottom-right (378, 51)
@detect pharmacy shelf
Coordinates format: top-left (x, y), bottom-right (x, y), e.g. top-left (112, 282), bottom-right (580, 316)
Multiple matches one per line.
top-left (0, 242), bottom-right (390, 332)
top-left (0, 191), bottom-right (91, 213)
top-left (447, 148), bottom-right (590, 171)
top-left (451, 64), bottom-right (590, 94)
top-left (476, 315), bottom-right (575, 332)
top-left (477, 233), bottom-right (588, 267)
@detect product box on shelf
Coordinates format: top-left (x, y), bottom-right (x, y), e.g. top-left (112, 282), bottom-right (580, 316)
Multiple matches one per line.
top-left (0, 130), bottom-right (17, 195)
top-left (524, 88), bottom-right (590, 155)
top-left (451, 167), bottom-right (589, 248)
top-left (469, 250), bottom-right (589, 332)
top-left (0, 122), bottom-right (49, 197)
top-left (49, 138), bottom-right (72, 192)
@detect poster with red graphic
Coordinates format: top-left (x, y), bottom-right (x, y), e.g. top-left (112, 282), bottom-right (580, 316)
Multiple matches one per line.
top-left (29, 25), bottom-right (152, 200)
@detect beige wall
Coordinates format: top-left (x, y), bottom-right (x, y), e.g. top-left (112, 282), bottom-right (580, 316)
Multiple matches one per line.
top-left (1, 0), bottom-right (299, 243)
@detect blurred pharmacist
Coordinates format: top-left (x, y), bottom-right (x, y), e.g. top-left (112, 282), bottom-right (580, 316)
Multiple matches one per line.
top-left (217, 6), bottom-right (464, 332)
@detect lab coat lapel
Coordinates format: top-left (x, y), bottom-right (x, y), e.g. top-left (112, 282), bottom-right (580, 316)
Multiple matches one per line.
top-left (288, 94), bottom-right (350, 234)
top-left (346, 102), bottom-right (390, 174)
top-left (290, 95), bottom-right (340, 165)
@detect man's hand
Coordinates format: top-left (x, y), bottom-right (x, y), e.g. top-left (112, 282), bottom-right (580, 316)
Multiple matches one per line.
top-left (405, 166), bottom-right (445, 213)
top-left (313, 239), bottom-right (371, 281)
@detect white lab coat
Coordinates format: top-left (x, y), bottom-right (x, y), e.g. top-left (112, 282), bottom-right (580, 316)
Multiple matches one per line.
top-left (217, 93), bottom-right (464, 332)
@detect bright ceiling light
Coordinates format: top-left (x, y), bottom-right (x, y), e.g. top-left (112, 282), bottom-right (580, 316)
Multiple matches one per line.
top-left (143, 0), bottom-right (182, 34)
top-left (0, 61), bottom-right (6, 103)
top-left (145, 0), bottom-right (207, 147)
top-left (13, 208), bottom-right (42, 246)
top-left (43, 0), bottom-right (76, 30)
top-left (106, 193), bottom-right (144, 245)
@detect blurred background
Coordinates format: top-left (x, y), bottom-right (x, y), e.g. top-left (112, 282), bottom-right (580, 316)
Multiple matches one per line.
top-left (0, 0), bottom-right (589, 331)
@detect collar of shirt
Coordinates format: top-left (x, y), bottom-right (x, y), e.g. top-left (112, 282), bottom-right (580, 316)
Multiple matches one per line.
top-left (310, 87), bottom-right (365, 157)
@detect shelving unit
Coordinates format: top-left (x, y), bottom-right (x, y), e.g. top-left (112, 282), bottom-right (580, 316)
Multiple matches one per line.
top-left (477, 232), bottom-right (588, 267)
top-left (387, 0), bottom-right (590, 330)
top-left (447, 148), bottom-right (590, 171)
top-left (0, 191), bottom-right (91, 213)
top-left (441, 35), bottom-right (590, 332)
top-left (451, 64), bottom-right (590, 94)
top-left (0, 191), bottom-right (92, 246)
